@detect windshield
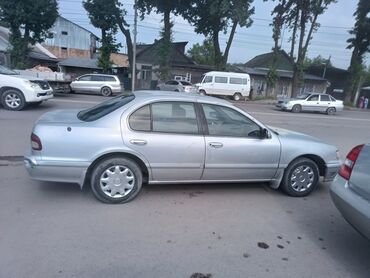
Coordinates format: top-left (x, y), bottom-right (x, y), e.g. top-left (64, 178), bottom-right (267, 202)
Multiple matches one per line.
top-left (296, 94), bottom-right (310, 100)
top-left (0, 65), bottom-right (18, 75)
top-left (77, 94), bottom-right (135, 122)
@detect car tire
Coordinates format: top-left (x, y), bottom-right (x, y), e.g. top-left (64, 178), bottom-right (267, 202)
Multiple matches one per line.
top-left (280, 157), bottom-right (319, 197)
top-left (233, 93), bottom-right (242, 101)
top-left (1, 89), bottom-right (26, 111)
top-left (199, 89), bottom-right (206, 96)
top-left (101, 86), bottom-right (112, 97)
top-left (292, 104), bottom-right (302, 113)
top-left (156, 86), bottom-right (160, 90)
top-left (326, 107), bottom-right (336, 115)
top-left (90, 157), bottom-right (143, 204)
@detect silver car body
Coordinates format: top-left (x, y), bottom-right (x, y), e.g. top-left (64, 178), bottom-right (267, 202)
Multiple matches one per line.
top-left (330, 144), bottom-right (370, 239)
top-left (24, 91), bottom-right (340, 189)
top-left (70, 74), bottom-right (123, 95)
top-left (278, 93), bottom-right (344, 113)
top-left (157, 80), bottom-right (197, 93)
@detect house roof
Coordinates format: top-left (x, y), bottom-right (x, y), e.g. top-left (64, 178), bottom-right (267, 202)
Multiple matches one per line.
top-left (235, 66), bottom-right (326, 81)
top-left (59, 57), bottom-right (100, 69)
top-left (245, 50), bottom-right (293, 71)
top-left (58, 16), bottom-right (99, 39)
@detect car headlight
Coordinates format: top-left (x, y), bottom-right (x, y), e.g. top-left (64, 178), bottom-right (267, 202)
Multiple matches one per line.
top-left (23, 80), bottom-right (40, 88)
top-left (336, 150), bottom-right (341, 160)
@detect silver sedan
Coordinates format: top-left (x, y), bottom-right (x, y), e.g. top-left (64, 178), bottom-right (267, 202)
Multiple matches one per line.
top-left (277, 93), bottom-right (344, 115)
top-left (156, 80), bottom-right (197, 93)
top-left (24, 91), bottom-right (341, 204)
top-left (330, 144), bottom-right (370, 240)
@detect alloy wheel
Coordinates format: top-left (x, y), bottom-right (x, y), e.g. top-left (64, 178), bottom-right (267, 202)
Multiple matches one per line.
top-left (5, 93), bottom-right (21, 109)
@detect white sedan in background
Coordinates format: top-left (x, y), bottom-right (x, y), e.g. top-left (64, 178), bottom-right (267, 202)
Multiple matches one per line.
top-left (156, 80), bottom-right (197, 93)
top-left (277, 93), bottom-right (344, 115)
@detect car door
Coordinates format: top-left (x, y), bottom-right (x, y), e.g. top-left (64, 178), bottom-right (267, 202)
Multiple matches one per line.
top-left (318, 94), bottom-right (332, 112)
top-left (125, 101), bottom-right (205, 181)
top-left (90, 75), bottom-right (105, 94)
top-left (302, 94), bottom-right (320, 111)
top-left (200, 103), bottom-right (281, 181)
top-left (73, 75), bottom-right (92, 92)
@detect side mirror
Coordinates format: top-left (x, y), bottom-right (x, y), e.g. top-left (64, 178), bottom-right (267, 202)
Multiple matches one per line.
top-left (260, 128), bottom-right (270, 139)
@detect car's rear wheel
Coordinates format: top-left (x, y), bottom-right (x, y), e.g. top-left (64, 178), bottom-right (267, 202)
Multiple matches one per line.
top-left (199, 89), bottom-right (206, 96)
top-left (101, 86), bottom-right (112, 97)
top-left (1, 89), bottom-right (26, 111)
top-left (292, 104), bottom-right (302, 113)
top-left (281, 157), bottom-right (319, 197)
top-left (91, 157), bottom-right (143, 204)
top-left (327, 107), bottom-right (336, 115)
top-left (233, 93), bottom-right (242, 101)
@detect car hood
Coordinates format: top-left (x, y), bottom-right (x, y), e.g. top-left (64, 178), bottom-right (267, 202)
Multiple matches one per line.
top-left (268, 126), bottom-right (324, 144)
top-left (37, 109), bottom-right (82, 124)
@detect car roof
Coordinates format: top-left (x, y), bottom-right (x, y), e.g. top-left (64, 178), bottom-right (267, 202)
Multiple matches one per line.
top-left (80, 74), bottom-right (117, 77)
top-left (133, 90), bottom-right (231, 105)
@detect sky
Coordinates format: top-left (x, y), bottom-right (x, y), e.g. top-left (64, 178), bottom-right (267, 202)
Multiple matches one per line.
top-left (58, 0), bottom-right (368, 69)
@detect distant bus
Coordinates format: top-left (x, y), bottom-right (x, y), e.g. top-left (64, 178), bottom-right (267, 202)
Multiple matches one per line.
top-left (196, 71), bottom-right (251, 101)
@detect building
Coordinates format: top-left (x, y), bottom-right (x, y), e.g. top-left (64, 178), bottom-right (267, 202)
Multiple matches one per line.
top-left (135, 40), bottom-right (213, 89)
top-left (237, 50), bottom-right (328, 98)
top-left (43, 16), bottom-right (99, 59)
top-left (0, 26), bottom-right (58, 69)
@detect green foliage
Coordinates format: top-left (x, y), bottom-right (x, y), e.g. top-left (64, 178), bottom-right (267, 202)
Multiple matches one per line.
top-left (182, 0), bottom-right (254, 70)
top-left (187, 38), bottom-right (215, 65)
top-left (303, 55), bottom-right (332, 69)
top-left (266, 67), bottom-right (279, 86)
top-left (83, 0), bottom-right (121, 73)
top-left (0, 0), bottom-right (58, 69)
top-left (154, 23), bottom-right (174, 80)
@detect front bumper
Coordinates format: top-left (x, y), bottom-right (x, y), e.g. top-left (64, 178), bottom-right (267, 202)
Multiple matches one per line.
top-left (330, 175), bottom-right (370, 240)
top-left (324, 162), bottom-right (341, 182)
top-left (25, 88), bottom-right (53, 102)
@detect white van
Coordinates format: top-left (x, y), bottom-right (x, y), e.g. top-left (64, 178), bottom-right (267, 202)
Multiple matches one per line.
top-left (196, 71), bottom-right (251, 101)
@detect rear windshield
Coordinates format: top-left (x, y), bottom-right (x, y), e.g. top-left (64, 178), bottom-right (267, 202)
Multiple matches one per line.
top-left (77, 94), bottom-right (135, 122)
top-left (180, 81), bottom-right (192, 86)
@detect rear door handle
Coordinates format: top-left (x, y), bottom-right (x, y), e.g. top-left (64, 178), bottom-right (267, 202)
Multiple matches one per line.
top-left (209, 142), bottom-right (223, 148)
top-left (130, 139), bottom-right (147, 145)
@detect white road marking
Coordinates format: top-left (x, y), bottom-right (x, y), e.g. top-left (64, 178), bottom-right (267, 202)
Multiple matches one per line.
top-left (249, 111), bottom-right (370, 122)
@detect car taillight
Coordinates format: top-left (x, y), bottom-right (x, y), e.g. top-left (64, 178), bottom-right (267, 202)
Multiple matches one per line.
top-left (338, 144), bottom-right (364, 180)
top-left (31, 133), bottom-right (42, 151)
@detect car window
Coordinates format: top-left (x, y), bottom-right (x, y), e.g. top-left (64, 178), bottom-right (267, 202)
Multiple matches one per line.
top-left (78, 75), bottom-right (92, 81)
top-left (129, 105), bottom-right (151, 131)
top-left (180, 81), bottom-right (192, 86)
top-left (104, 76), bottom-right (116, 82)
top-left (166, 81), bottom-right (178, 85)
top-left (329, 96), bottom-right (336, 102)
top-left (77, 94), bottom-right (135, 122)
top-left (203, 76), bottom-right (213, 83)
top-left (215, 76), bottom-right (228, 83)
top-left (307, 95), bottom-right (319, 102)
top-left (242, 78), bottom-right (248, 85)
top-left (202, 104), bottom-right (261, 138)
top-left (230, 77), bottom-right (243, 85)
top-left (91, 75), bottom-right (105, 82)
top-left (320, 95), bottom-right (330, 102)
top-left (152, 102), bottom-right (199, 134)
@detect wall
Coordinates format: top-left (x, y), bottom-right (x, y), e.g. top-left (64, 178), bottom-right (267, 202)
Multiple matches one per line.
top-left (44, 45), bottom-right (91, 59)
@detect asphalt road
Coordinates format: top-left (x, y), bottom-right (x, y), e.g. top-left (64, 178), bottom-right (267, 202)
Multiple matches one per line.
top-left (0, 93), bottom-right (370, 278)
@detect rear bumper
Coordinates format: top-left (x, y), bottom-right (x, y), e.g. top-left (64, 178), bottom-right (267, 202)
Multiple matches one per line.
top-left (24, 155), bottom-right (89, 187)
top-left (330, 175), bottom-right (370, 240)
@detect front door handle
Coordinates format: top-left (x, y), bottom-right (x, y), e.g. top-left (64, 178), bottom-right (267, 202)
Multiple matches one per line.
top-left (130, 139), bottom-right (147, 145)
top-left (209, 142), bottom-right (223, 148)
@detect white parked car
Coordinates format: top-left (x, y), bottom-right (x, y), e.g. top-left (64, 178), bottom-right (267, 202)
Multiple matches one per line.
top-left (196, 71), bottom-right (251, 101)
top-left (156, 80), bottom-right (197, 93)
top-left (277, 93), bottom-right (344, 115)
top-left (0, 65), bottom-right (53, 111)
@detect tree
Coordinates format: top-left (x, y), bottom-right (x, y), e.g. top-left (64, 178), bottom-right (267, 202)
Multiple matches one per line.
top-left (303, 55), bottom-right (332, 68)
top-left (83, 0), bottom-right (133, 73)
top-left (344, 0), bottom-right (370, 103)
top-left (0, 0), bottom-right (58, 69)
top-left (187, 38), bottom-right (215, 65)
top-left (83, 0), bottom-right (121, 73)
top-left (182, 0), bottom-right (254, 70)
top-left (269, 0), bottom-right (336, 97)
top-left (137, 0), bottom-right (182, 80)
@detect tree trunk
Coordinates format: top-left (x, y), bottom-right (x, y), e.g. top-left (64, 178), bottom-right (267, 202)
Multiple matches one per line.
top-left (344, 48), bottom-right (360, 104)
top-left (222, 20), bottom-right (238, 70)
top-left (212, 29), bottom-right (223, 70)
top-left (116, 19), bottom-right (133, 72)
top-left (290, 10), bottom-right (299, 59)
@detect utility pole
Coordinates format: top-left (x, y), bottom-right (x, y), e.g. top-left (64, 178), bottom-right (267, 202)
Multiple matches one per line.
top-left (131, 0), bottom-right (138, 92)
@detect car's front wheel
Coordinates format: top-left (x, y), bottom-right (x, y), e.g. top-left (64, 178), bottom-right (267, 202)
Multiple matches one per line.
top-left (292, 104), bottom-right (302, 113)
top-left (91, 157), bottom-right (143, 204)
top-left (101, 86), bottom-right (112, 97)
top-left (1, 89), bottom-right (26, 111)
top-left (281, 157), bottom-right (319, 197)
top-left (199, 89), bottom-right (206, 96)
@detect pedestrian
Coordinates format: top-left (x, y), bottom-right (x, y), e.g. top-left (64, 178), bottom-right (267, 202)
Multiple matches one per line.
top-left (364, 97), bottom-right (369, 109)
top-left (358, 96), bottom-right (364, 109)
